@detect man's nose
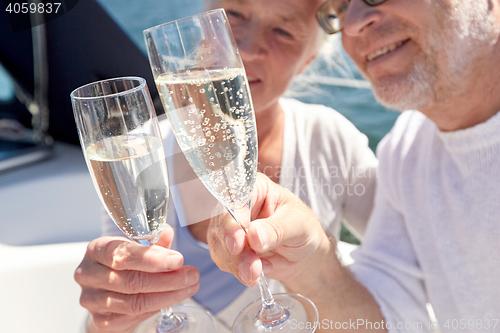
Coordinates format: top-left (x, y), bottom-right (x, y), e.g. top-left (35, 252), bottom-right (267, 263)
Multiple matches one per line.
top-left (342, 0), bottom-right (383, 36)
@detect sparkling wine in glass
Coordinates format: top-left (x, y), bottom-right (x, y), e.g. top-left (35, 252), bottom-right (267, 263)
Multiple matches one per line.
top-left (144, 10), bottom-right (319, 333)
top-left (71, 77), bottom-right (217, 333)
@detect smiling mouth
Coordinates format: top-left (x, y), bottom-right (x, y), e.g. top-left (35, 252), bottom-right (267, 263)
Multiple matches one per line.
top-left (367, 39), bottom-right (410, 62)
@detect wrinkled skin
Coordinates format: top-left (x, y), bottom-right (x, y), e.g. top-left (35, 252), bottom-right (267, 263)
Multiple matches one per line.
top-left (74, 225), bottom-right (200, 333)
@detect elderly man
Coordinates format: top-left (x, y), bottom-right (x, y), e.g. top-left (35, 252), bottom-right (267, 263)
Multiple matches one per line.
top-left (209, 0), bottom-right (500, 331)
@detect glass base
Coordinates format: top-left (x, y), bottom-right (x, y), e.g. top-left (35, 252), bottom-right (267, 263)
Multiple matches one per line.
top-left (232, 293), bottom-right (319, 333)
top-left (135, 304), bottom-right (217, 333)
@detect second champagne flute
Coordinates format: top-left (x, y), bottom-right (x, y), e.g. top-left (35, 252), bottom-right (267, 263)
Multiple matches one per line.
top-left (144, 9), bottom-right (319, 333)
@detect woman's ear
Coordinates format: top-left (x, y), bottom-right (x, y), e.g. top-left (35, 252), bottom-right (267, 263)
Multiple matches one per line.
top-left (297, 54), bottom-right (318, 75)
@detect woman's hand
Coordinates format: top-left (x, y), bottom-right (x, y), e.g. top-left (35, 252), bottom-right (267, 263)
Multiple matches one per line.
top-left (74, 225), bottom-right (199, 333)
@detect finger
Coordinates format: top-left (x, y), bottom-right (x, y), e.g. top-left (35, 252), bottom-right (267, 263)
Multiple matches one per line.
top-left (259, 255), bottom-right (303, 281)
top-left (236, 248), bottom-right (262, 286)
top-left (222, 245), bottom-right (262, 287)
top-left (249, 173), bottom-right (275, 221)
top-left (208, 229), bottom-right (262, 287)
top-left (81, 282), bottom-right (200, 316)
top-left (86, 237), bottom-right (184, 272)
top-left (156, 224), bottom-right (175, 249)
top-left (75, 264), bottom-right (199, 294)
top-left (247, 202), bottom-right (318, 256)
top-left (249, 174), bottom-right (308, 252)
top-left (208, 212), bottom-right (247, 257)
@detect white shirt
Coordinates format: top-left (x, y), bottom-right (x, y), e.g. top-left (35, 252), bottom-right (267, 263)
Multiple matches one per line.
top-left (279, 98), bottom-right (377, 238)
top-left (350, 110), bottom-right (500, 332)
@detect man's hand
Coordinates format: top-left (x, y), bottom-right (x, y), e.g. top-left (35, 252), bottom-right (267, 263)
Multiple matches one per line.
top-left (74, 225), bottom-right (199, 333)
top-left (207, 173), bottom-right (386, 332)
top-left (207, 173), bottom-right (330, 287)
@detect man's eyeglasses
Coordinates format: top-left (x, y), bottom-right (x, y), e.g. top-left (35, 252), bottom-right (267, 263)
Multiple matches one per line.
top-left (316, 0), bottom-right (388, 34)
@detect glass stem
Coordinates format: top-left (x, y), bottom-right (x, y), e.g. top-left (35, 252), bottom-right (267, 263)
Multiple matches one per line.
top-left (226, 203), bottom-right (290, 327)
top-left (259, 272), bottom-right (274, 306)
top-left (148, 236), bottom-right (185, 332)
top-left (257, 272), bottom-right (290, 326)
top-left (157, 307), bottom-right (184, 333)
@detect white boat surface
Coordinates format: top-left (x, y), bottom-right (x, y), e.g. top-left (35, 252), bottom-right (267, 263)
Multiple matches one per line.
top-left (0, 142), bottom-right (102, 332)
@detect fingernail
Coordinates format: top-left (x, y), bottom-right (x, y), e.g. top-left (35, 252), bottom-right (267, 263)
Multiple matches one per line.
top-left (167, 253), bottom-right (183, 269)
top-left (187, 283), bottom-right (199, 295)
top-left (225, 236), bottom-right (236, 255)
top-left (238, 261), bottom-right (252, 285)
top-left (185, 270), bottom-right (199, 286)
top-left (262, 260), bottom-right (273, 275)
top-left (255, 224), bottom-right (269, 250)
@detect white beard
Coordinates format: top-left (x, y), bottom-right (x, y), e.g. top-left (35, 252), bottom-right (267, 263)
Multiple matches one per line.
top-left (371, 0), bottom-right (500, 111)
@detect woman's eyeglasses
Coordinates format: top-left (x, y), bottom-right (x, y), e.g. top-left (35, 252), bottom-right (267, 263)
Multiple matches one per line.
top-left (316, 0), bottom-right (388, 34)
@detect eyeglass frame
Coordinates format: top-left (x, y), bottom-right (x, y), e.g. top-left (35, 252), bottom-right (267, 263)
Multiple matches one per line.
top-left (316, 0), bottom-right (389, 35)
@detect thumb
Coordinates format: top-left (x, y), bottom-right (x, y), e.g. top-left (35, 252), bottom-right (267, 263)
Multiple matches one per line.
top-left (156, 224), bottom-right (175, 249)
top-left (247, 205), bottom-right (319, 257)
top-left (246, 217), bottom-right (292, 253)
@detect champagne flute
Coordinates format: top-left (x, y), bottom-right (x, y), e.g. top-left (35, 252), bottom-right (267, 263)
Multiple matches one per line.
top-left (144, 10), bottom-right (319, 333)
top-left (71, 77), bottom-right (217, 333)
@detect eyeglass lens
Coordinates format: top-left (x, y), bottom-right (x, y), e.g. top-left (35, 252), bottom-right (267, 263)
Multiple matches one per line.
top-left (318, 0), bottom-right (387, 34)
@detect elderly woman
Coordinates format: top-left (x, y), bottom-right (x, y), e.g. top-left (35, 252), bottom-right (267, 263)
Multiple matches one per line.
top-left (75, 0), bottom-right (377, 332)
